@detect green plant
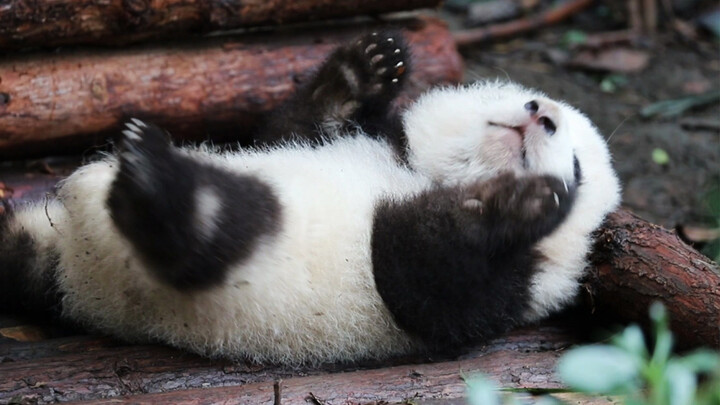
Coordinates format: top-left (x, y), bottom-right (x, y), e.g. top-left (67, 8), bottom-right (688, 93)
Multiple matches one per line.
top-left (558, 303), bottom-right (720, 405)
top-left (701, 187), bottom-right (720, 263)
top-left (466, 303), bottom-right (720, 405)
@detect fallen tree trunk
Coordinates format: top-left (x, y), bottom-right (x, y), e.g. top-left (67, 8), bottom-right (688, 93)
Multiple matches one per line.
top-left (0, 0), bottom-right (440, 49)
top-left (0, 16), bottom-right (462, 159)
top-left (0, 325), bottom-right (575, 404)
top-left (584, 209), bottom-right (720, 349)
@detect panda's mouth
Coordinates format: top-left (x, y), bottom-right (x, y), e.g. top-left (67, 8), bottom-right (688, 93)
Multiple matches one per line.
top-left (488, 121), bottom-right (528, 167)
top-left (488, 121), bottom-right (525, 138)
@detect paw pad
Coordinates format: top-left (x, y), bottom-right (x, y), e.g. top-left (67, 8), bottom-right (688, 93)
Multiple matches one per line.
top-left (356, 31), bottom-right (408, 88)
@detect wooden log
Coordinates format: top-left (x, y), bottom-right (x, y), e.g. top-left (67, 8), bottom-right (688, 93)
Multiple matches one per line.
top-left (584, 209), bottom-right (720, 349)
top-left (0, 0), bottom-right (441, 49)
top-left (0, 16), bottom-right (462, 159)
top-left (0, 325), bottom-right (576, 404)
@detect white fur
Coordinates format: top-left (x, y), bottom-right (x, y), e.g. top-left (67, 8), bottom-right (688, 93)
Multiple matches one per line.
top-left (10, 81), bottom-right (620, 364)
top-left (403, 81), bottom-right (620, 320)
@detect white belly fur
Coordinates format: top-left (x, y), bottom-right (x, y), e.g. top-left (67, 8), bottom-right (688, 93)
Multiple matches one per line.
top-left (53, 136), bottom-right (431, 364)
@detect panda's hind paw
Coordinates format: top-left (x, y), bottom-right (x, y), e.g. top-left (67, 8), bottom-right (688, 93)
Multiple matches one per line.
top-left (356, 31), bottom-right (408, 93)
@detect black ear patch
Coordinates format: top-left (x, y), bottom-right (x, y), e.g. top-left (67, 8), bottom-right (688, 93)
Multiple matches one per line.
top-left (108, 120), bottom-right (281, 291)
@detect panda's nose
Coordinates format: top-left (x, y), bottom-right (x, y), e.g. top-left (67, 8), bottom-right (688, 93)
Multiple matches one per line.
top-left (525, 100), bottom-right (557, 136)
top-left (524, 100), bottom-right (539, 115)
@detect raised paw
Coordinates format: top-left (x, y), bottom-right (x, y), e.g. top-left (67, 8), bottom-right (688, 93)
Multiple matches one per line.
top-left (461, 173), bottom-right (577, 246)
top-left (353, 31), bottom-right (409, 96)
top-left (463, 173), bottom-right (574, 223)
top-left (115, 119), bottom-right (174, 189)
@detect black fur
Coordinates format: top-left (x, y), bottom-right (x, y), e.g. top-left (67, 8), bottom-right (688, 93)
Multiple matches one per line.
top-left (0, 205), bottom-right (63, 318)
top-left (256, 30), bottom-right (409, 153)
top-left (107, 122), bottom-right (281, 291)
top-left (371, 173), bottom-right (578, 349)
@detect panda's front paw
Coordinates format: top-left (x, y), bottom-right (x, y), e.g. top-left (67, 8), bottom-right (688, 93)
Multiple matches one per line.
top-left (463, 173), bottom-right (572, 222)
top-left (353, 31), bottom-right (409, 97)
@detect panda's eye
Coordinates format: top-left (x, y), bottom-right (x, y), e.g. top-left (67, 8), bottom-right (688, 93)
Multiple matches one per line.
top-left (574, 155), bottom-right (582, 182)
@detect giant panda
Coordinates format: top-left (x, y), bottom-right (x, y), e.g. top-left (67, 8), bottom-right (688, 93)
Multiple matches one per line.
top-left (0, 31), bottom-right (620, 365)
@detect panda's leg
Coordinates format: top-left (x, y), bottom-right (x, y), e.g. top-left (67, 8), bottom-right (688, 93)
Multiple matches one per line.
top-left (107, 120), bottom-right (280, 291)
top-left (0, 200), bottom-right (66, 319)
top-left (258, 31), bottom-right (409, 144)
top-left (371, 173), bottom-right (577, 348)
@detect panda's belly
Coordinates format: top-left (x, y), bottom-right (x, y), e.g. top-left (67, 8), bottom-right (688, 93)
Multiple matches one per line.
top-left (57, 137), bottom-right (430, 364)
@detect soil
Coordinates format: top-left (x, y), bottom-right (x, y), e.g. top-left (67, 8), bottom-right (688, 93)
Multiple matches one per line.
top-left (457, 26), bottom-right (720, 230)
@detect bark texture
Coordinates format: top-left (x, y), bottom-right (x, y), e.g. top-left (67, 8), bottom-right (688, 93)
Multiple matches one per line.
top-left (0, 16), bottom-right (462, 159)
top-left (0, 0), bottom-right (441, 49)
top-left (0, 326), bottom-right (574, 404)
top-left (585, 209), bottom-right (720, 349)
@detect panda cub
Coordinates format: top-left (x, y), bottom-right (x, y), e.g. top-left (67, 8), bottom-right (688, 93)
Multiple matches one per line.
top-left (0, 32), bottom-right (620, 365)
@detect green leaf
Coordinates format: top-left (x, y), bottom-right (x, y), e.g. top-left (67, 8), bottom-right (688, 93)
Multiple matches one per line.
top-left (665, 362), bottom-right (698, 405)
top-left (705, 187), bottom-right (720, 218)
top-left (532, 397), bottom-right (563, 405)
top-left (562, 30), bottom-right (588, 48)
top-left (641, 90), bottom-right (720, 118)
top-left (558, 345), bottom-right (641, 394)
top-left (652, 148), bottom-right (670, 165)
top-left (649, 302), bottom-right (668, 327)
top-left (698, 8), bottom-right (720, 39)
top-left (600, 77), bottom-right (617, 93)
top-left (612, 324), bottom-right (648, 359)
top-left (466, 375), bottom-right (502, 405)
top-left (679, 350), bottom-right (720, 374)
top-left (651, 329), bottom-right (674, 370)
top-left (649, 303), bottom-right (674, 369)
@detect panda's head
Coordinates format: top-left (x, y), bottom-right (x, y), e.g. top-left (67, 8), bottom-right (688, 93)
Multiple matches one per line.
top-left (402, 81), bottom-right (609, 190)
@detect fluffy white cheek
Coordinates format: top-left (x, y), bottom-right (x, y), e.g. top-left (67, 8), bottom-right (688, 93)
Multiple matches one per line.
top-left (524, 127), bottom-right (621, 320)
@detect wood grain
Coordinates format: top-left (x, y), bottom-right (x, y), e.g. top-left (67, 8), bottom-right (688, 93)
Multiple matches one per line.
top-left (0, 326), bottom-right (575, 404)
top-left (584, 209), bottom-right (720, 349)
top-left (0, 0), bottom-right (441, 49)
top-left (0, 16), bottom-right (462, 159)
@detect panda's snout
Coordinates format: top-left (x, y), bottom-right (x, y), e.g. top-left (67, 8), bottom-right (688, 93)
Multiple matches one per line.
top-left (525, 99), bottom-right (558, 136)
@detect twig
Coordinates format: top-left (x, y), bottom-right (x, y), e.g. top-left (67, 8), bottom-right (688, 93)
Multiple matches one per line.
top-left (643, 0), bottom-right (658, 33)
top-left (628, 0), bottom-right (643, 32)
top-left (306, 392), bottom-right (327, 405)
top-left (579, 29), bottom-right (640, 49)
top-left (44, 193), bottom-right (62, 235)
top-left (273, 380), bottom-right (282, 405)
top-left (453, 0), bottom-right (595, 47)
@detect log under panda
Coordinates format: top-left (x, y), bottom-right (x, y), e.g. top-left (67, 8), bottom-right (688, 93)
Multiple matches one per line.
top-left (0, 32), bottom-right (620, 365)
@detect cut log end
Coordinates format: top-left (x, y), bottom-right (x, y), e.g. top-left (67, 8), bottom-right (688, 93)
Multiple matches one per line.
top-left (585, 209), bottom-right (720, 349)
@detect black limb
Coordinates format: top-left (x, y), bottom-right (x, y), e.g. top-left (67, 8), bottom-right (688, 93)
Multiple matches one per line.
top-left (0, 203), bottom-right (63, 319)
top-left (371, 173), bottom-right (577, 349)
top-left (107, 120), bottom-right (281, 291)
top-left (257, 30), bottom-right (410, 150)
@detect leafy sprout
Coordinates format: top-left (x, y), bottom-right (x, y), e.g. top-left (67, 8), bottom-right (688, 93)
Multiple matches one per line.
top-left (466, 303), bottom-right (720, 405)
